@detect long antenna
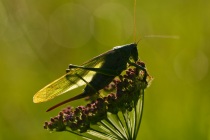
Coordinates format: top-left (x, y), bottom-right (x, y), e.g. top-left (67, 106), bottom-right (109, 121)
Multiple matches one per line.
top-left (133, 0), bottom-right (137, 43)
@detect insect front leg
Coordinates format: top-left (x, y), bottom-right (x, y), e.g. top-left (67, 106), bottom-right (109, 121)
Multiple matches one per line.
top-left (128, 60), bottom-right (148, 80)
top-left (128, 60), bottom-right (145, 70)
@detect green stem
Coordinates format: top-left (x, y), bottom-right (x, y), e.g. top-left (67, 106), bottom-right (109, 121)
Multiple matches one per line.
top-left (122, 111), bottom-right (132, 139)
top-left (100, 120), bottom-right (122, 139)
top-left (134, 90), bottom-right (144, 139)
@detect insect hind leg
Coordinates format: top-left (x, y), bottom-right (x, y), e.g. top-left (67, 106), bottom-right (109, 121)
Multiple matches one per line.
top-left (68, 64), bottom-right (118, 76)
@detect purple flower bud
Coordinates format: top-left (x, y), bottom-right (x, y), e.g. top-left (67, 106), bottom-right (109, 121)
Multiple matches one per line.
top-left (42, 60), bottom-right (152, 140)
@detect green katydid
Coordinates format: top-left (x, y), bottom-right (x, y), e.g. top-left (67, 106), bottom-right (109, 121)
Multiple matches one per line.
top-left (33, 0), bottom-right (146, 112)
top-left (33, 43), bottom-right (146, 112)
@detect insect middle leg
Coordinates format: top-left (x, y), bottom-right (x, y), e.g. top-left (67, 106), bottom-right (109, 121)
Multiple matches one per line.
top-left (74, 73), bottom-right (100, 94)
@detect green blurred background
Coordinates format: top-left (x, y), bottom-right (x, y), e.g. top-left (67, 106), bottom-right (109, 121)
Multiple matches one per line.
top-left (0, 0), bottom-right (209, 139)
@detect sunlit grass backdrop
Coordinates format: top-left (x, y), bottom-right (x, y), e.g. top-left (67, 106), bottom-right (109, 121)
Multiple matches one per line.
top-left (0, 0), bottom-right (209, 139)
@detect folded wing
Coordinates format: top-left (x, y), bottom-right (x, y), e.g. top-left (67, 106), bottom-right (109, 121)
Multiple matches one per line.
top-left (33, 52), bottom-right (107, 103)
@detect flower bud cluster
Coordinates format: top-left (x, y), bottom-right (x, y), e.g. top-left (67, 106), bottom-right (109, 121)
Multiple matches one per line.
top-left (44, 60), bottom-right (150, 134)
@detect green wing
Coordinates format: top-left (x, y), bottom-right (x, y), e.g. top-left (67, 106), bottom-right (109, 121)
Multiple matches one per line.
top-left (33, 52), bottom-right (107, 103)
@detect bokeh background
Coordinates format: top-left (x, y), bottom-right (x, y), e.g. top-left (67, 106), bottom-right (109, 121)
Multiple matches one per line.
top-left (0, 0), bottom-right (209, 139)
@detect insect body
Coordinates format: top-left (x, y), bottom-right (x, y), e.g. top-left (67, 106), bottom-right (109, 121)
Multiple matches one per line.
top-left (33, 43), bottom-right (145, 111)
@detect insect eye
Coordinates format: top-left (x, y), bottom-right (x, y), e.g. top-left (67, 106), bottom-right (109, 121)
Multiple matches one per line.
top-left (66, 69), bottom-right (70, 73)
top-left (69, 64), bottom-right (74, 69)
